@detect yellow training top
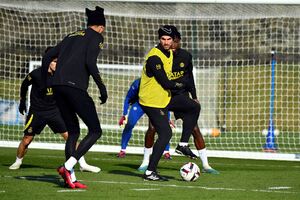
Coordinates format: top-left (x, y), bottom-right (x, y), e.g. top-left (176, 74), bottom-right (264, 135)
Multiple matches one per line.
top-left (139, 47), bottom-right (173, 108)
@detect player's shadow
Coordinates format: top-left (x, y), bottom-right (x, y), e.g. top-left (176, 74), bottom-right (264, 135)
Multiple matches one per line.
top-left (3, 163), bottom-right (55, 170)
top-left (15, 175), bottom-right (64, 188)
top-left (115, 163), bottom-right (140, 170)
top-left (109, 164), bottom-right (176, 180)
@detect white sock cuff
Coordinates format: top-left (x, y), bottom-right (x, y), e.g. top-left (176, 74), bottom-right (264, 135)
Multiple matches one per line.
top-left (145, 170), bottom-right (153, 175)
top-left (144, 147), bottom-right (152, 153)
top-left (16, 156), bottom-right (23, 162)
top-left (198, 148), bottom-right (207, 153)
top-left (64, 156), bottom-right (77, 171)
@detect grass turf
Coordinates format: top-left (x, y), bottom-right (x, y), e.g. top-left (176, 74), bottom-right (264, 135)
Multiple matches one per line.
top-left (0, 147), bottom-right (300, 200)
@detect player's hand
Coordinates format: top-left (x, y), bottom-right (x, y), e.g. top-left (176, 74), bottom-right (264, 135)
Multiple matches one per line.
top-left (169, 120), bottom-right (176, 129)
top-left (99, 86), bottom-right (108, 104)
top-left (119, 115), bottom-right (128, 128)
top-left (18, 99), bottom-right (26, 115)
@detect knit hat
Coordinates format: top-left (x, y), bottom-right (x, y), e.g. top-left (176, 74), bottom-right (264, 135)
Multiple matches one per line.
top-left (170, 25), bottom-right (181, 40)
top-left (86, 6), bottom-right (106, 26)
top-left (158, 25), bottom-right (176, 39)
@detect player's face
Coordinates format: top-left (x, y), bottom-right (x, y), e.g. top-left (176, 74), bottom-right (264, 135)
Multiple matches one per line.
top-left (48, 58), bottom-right (57, 73)
top-left (160, 35), bottom-right (173, 50)
top-left (171, 37), bottom-right (181, 51)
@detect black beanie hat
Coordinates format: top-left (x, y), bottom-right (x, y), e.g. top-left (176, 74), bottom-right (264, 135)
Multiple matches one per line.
top-left (158, 25), bottom-right (176, 39)
top-left (86, 6), bottom-right (106, 27)
top-left (170, 25), bottom-right (181, 40)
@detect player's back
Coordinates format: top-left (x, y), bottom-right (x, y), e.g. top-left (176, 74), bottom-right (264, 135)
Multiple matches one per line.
top-left (53, 28), bottom-right (103, 91)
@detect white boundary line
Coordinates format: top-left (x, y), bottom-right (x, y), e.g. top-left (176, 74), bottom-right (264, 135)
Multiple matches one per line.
top-left (12, 176), bottom-right (298, 195)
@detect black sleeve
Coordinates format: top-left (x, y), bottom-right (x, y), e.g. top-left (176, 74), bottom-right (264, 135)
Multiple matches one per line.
top-left (187, 56), bottom-right (197, 99)
top-left (86, 35), bottom-right (106, 92)
top-left (20, 74), bottom-right (32, 100)
top-left (41, 42), bottom-right (62, 89)
top-left (146, 56), bottom-right (183, 90)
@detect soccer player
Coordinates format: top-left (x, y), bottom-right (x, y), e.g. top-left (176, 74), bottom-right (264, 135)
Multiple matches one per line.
top-left (41, 6), bottom-right (107, 189)
top-left (117, 78), bottom-right (172, 159)
top-left (139, 26), bottom-right (219, 174)
top-left (170, 26), bottom-right (219, 174)
top-left (9, 52), bottom-right (100, 174)
top-left (139, 25), bottom-right (200, 181)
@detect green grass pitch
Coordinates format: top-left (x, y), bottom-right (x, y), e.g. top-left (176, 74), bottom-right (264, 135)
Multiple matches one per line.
top-left (0, 147), bottom-right (299, 200)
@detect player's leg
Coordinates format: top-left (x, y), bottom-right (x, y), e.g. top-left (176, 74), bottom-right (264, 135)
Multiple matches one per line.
top-left (192, 125), bottom-right (219, 174)
top-left (163, 143), bottom-right (171, 159)
top-left (57, 131), bottom-right (100, 173)
top-left (138, 121), bottom-right (171, 172)
top-left (118, 102), bottom-right (144, 158)
top-left (169, 95), bottom-right (200, 159)
top-left (53, 108), bottom-right (99, 174)
top-left (9, 110), bottom-right (44, 170)
top-left (141, 105), bottom-right (171, 181)
top-left (9, 135), bottom-right (33, 170)
top-left (138, 120), bottom-right (155, 172)
top-left (53, 86), bottom-right (82, 189)
top-left (68, 89), bottom-right (102, 165)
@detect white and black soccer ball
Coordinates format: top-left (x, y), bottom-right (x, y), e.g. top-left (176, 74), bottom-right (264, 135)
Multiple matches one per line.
top-left (179, 162), bottom-right (201, 181)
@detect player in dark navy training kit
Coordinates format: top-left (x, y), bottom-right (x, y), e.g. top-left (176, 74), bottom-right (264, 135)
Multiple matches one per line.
top-left (42, 6), bottom-right (107, 189)
top-left (9, 51), bottom-right (100, 176)
top-left (169, 26), bottom-right (219, 174)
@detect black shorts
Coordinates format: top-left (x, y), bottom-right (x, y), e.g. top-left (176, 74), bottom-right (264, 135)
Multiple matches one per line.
top-left (174, 111), bottom-right (184, 120)
top-left (23, 107), bottom-right (67, 136)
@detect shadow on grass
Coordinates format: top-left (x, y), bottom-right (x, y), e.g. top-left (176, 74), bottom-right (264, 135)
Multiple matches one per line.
top-left (15, 174), bottom-right (64, 188)
top-left (108, 169), bottom-right (176, 180)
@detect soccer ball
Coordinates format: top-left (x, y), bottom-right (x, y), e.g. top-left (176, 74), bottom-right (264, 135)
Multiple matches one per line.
top-left (179, 162), bottom-right (201, 181)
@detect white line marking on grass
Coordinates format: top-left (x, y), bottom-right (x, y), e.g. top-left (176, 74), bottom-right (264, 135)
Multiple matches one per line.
top-left (268, 186), bottom-right (291, 190)
top-left (85, 180), bottom-right (298, 194)
top-left (57, 190), bottom-right (86, 193)
top-left (131, 188), bottom-right (160, 191)
top-left (0, 190), bottom-right (5, 193)
top-left (5, 175), bottom-right (298, 195)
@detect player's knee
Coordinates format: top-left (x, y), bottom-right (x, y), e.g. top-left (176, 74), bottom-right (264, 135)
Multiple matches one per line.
top-left (22, 135), bottom-right (33, 146)
top-left (164, 130), bottom-right (172, 142)
top-left (89, 127), bottom-right (102, 139)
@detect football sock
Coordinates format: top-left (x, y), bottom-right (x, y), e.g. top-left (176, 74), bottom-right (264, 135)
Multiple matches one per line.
top-left (70, 168), bottom-right (77, 182)
top-left (198, 148), bottom-right (211, 169)
top-left (64, 156), bottom-right (77, 171)
top-left (78, 156), bottom-right (87, 166)
top-left (15, 156), bottom-right (23, 163)
top-left (141, 147), bottom-right (152, 165)
top-left (145, 170), bottom-right (153, 175)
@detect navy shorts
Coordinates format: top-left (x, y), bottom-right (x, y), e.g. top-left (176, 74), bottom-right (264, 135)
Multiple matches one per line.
top-left (23, 107), bottom-right (67, 136)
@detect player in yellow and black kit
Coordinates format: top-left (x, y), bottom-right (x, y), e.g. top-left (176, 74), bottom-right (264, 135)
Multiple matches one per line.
top-left (139, 25), bottom-right (200, 181)
top-left (41, 6), bottom-right (107, 189)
